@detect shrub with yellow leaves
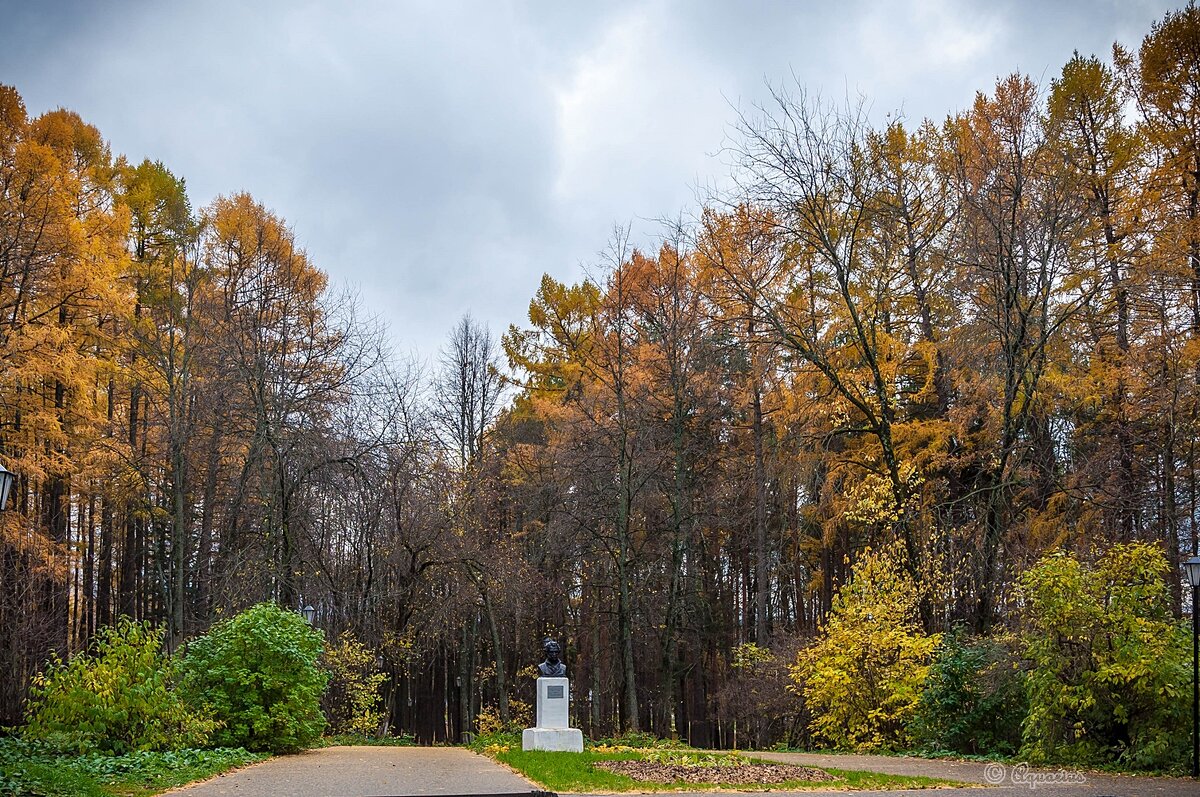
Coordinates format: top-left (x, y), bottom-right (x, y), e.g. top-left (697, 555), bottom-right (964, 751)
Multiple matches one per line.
top-left (23, 619), bottom-right (214, 754)
top-left (322, 631), bottom-right (387, 737)
top-left (791, 543), bottom-right (938, 750)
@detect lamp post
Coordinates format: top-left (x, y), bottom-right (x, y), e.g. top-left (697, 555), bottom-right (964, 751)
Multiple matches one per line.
top-left (1185, 556), bottom-right (1200, 778)
top-left (302, 604), bottom-right (316, 625)
top-left (0, 463), bottom-right (16, 511)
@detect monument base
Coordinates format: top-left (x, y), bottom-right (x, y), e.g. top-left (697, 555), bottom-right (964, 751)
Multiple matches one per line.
top-left (522, 726), bottom-right (584, 752)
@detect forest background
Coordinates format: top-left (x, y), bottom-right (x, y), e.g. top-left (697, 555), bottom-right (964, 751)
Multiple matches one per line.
top-left (1, 1), bottom-right (1199, 761)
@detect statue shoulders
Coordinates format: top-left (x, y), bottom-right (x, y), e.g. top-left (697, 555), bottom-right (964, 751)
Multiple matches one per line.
top-left (538, 661), bottom-right (566, 677)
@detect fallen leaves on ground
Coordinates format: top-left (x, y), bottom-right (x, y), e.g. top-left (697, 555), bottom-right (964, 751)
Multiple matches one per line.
top-left (594, 760), bottom-right (835, 785)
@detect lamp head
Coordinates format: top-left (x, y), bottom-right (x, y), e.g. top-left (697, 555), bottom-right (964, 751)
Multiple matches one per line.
top-left (0, 463), bottom-right (15, 511)
top-left (1184, 556), bottom-right (1200, 589)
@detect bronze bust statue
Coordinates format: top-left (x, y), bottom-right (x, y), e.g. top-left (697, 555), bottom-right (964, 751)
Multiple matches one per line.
top-left (538, 637), bottom-right (566, 677)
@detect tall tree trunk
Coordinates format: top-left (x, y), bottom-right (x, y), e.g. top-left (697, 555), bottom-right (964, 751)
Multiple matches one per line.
top-left (83, 493), bottom-right (95, 642)
top-left (590, 581), bottom-right (603, 735)
top-left (479, 583), bottom-right (509, 724)
top-left (97, 496), bottom-right (113, 628)
top-left (751, 366), bottom-right (769, 644)
top-left (45, 373), bottom-right (69, 654)
top-left (278, 450), bottom-right (298, 610)
top-left (118, 376), bottom-right (141, 619)
top-left (195, 427), bottom-right (222, 625)
top-left (459, 617), bottom-right (476, 741)
top-left (615, 542), bottom-right (639, 732)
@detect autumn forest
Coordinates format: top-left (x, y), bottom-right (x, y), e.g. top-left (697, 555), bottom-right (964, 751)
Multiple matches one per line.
top-left (2, 4), bottom-right (1199, 755)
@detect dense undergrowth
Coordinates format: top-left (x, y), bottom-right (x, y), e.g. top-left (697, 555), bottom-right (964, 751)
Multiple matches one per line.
top-left (3, 602), bottom-right (392, 795)
top-left (0, 738), bottom-right (264, 797)
top-left (756, 543), bottom-right (1192, 773)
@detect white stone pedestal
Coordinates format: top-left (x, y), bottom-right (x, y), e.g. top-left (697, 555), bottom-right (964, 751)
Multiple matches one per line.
top-left (522, 676), bottom-right (584, 752)
top-left (523, 726), bottom-right (583, 751)
top-left (535, 677), bottom-right (569, 728)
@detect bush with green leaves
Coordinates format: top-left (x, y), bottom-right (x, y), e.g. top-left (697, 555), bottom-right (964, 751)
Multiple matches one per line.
top-left (0, 737), bottom-right (263, 797)
top-left (178, 602), bottom-right (328, 753)
top-left (1018, 542), bottom-right (1189, 769)
top-left (22, 618), bottom-right (213, 754)
top-left (591, 730), bottom-right (684, 749)
top-left (791, 544), bottom-right (939, 750)
top-left (909, 628), bottom-right (1026, 755)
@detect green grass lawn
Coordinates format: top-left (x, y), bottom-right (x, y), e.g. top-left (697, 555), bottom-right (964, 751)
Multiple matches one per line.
top-left (0, 741), bottom-right (266, 797)
top-left (491, 748), bottom-right (958, 792)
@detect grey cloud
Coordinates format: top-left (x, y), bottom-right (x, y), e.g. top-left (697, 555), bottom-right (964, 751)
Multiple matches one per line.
top-left (0, 0), bottom-right (1182, 358)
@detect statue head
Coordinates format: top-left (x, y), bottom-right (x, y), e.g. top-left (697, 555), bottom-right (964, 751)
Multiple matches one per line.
top-left (542, 637), bottom-right (561, 664)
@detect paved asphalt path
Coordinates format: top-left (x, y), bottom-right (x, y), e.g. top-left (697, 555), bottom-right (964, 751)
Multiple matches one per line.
top-left (566, 749), bottom-right (1200, 797)
top-left (163, 746), bottom-right (538, 796)
top-left (164, 745), bottom-right (1200, 797)
top-left (703, 751), bottom-right (1200, 797)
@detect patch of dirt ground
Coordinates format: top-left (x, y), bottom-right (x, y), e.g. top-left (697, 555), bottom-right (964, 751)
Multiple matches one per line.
top-left (594, 760), bottom-right (836, 785)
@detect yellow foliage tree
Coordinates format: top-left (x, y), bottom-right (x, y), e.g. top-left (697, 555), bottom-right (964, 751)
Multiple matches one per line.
top-left (321, 631), bottom-right (387, 738)
top-left (792, 544), bottom-right (939, 750)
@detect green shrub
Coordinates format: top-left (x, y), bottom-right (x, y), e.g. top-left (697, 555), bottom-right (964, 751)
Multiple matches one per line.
top-left (910, 629), bottom-right (1026, 755)
top-left (467, 728), bottom-right (522, 754)
top-left (0, 737), bottom-right (263, 797)
top-left (791, 544), bottom-right (939, 751)
top-left (178, 602), bottom-right (328, 753)
top-left (592, 730), bottom-right (683, 749)
top-left (321, 631), bottom-right (387, 736)
top-left (22, 619), bottom-right (213, 754)
top-left (1018, 543), bottom-right (1189, 769)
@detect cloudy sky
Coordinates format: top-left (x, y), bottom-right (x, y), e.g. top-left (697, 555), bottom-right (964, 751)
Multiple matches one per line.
top-left (0, 0), bottom-right (1178, 360)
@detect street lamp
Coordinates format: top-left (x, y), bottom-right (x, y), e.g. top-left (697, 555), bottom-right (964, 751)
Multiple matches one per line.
top-left (1185, 556), bottom-right (1200, 778)
top-left (0, 463), bottom-right (16, 511)
top-left (302, 604), bottom-right (316, 624)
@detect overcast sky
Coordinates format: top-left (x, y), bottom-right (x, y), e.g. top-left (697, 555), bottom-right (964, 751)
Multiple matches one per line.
top-left (0, 0), bottom-right (1179, 361)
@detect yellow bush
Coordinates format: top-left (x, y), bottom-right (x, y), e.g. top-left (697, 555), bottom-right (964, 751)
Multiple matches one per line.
top-left (476, 698), bottom-right (532, 736)
top-left (792, 543), bottom-right (938, 750)
top-left (321, 631), bottom-right (387, 737)
top-left (476, 705), bottom-right (504, 736)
